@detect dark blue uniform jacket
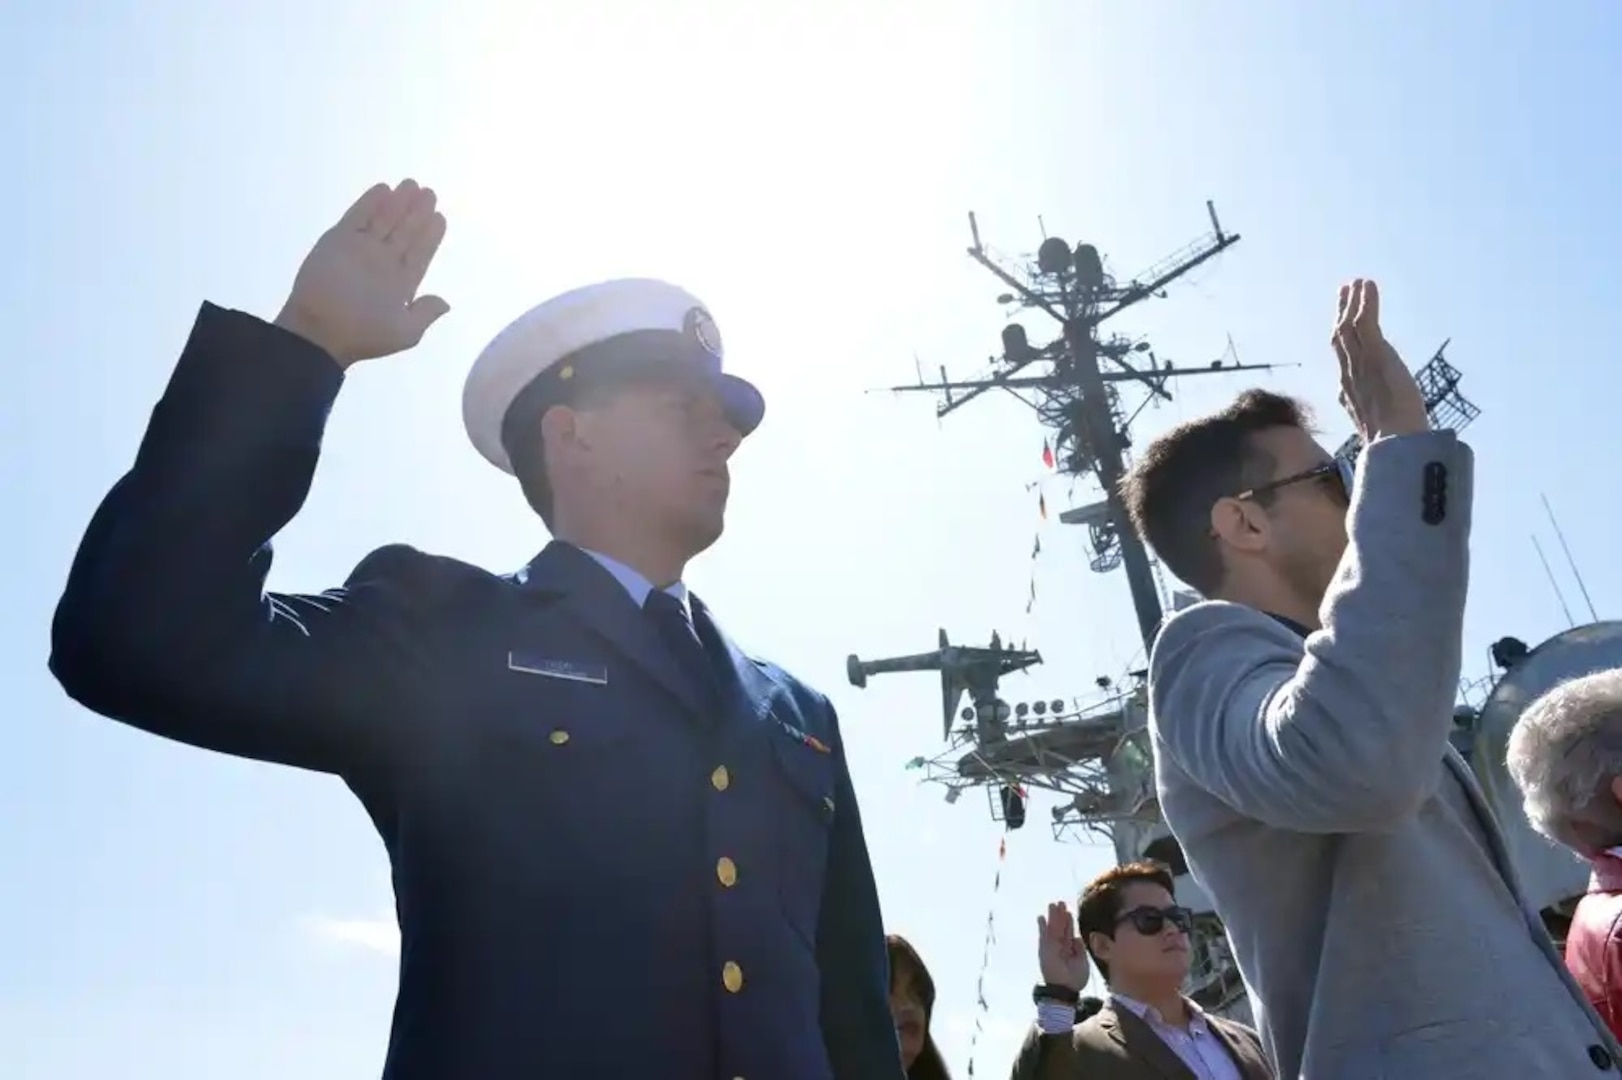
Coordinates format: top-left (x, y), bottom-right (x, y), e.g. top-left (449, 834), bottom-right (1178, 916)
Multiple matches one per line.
top-left (49, 303), bottom-right (903, 1080)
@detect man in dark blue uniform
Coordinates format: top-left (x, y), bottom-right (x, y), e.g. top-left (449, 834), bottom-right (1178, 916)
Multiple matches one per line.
top-left (49, 179), bottom-right (902, 1080)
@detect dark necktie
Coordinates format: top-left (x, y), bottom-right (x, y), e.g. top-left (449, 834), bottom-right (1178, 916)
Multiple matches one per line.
top-left (644, 589), bottom-right (718, 704)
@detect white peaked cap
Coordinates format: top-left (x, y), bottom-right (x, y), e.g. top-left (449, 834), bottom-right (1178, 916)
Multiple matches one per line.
top-left (462, 277), bottom-right (765, 475)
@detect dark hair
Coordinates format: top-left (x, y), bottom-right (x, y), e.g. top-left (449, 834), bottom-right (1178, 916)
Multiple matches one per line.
top-left (887, 935), bottom-right (952, 1080)
top-left (1116, 388), bottom-right (1312, 594)
top-left (1074, 861), bottom-right (1176, 985)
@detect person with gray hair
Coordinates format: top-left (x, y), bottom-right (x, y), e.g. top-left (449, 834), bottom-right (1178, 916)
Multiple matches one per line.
top-left (1508, 668), bottom-right (1622, 1044)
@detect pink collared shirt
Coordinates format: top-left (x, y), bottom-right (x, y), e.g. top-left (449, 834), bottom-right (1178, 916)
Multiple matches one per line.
top-left (1112, 993), bottom-right (1243, 1080)
top-left (1566, 849), bottom-right (1622, 1045)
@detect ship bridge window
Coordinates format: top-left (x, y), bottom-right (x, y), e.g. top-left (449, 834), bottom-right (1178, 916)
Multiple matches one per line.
top-left (1142, 836), bottom-right (1189, 877)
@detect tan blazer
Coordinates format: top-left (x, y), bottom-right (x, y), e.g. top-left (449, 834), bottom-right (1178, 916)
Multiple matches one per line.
top-left (1008, 1000), bottom-right (1273, 1080)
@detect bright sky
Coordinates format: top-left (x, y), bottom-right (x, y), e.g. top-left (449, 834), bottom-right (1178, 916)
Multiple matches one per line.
top-left (5, 2), bottom-right (1622, 1078)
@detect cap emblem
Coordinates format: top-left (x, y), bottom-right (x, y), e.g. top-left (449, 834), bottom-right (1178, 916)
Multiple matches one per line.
top-left (684, 306), bottom-right (722, 360)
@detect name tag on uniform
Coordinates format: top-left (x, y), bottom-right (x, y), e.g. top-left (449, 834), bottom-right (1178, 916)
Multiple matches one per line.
top-left (507, 651), bottom-right (608, 686)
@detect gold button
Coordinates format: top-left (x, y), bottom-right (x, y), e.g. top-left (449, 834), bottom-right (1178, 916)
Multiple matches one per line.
top-left (716, 856), bottom-right (737, 887)
top-left (722, 960), bottom-right (743, 992)
top-left (549, 730), bottom-right (570, 745)
top-left (711, 765), bottom-right (730, 791)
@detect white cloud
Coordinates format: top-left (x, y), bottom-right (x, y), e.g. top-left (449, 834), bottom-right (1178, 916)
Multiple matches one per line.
top-left (301, 914), bottom-right (400, 957)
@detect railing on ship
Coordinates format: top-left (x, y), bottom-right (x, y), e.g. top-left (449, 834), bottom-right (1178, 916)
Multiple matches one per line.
top-left (1187, 914), bottom-right (1250, 1020)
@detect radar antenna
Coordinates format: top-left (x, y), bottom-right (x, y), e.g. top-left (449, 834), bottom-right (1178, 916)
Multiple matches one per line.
top-left (847, 628), bottom-right (1151, 836)
top-left (1332, 339), bottom-right (1481, 461)
top-left (887, 201), bottom-right (1272, 648)
top-left (846, 628), bottom-right (1041, 744)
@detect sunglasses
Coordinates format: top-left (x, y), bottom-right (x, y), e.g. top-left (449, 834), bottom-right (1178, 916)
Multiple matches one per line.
top-left (1115, 904), bottom-right (1194, 936)
top-left (1234, 456), bottom-right (1355, 505)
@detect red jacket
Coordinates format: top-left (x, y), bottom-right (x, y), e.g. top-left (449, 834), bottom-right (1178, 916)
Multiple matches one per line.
top-left (1567, 852), bottom-right (1622, 1044)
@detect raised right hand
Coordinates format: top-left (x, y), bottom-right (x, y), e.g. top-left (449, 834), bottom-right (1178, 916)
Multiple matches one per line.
top-left (275, 179), bottom-right (450, 368)
top-left (1037, 900), bottom-right (1092, 991)
top-left (1331, 278), bottom-right (1430, 442)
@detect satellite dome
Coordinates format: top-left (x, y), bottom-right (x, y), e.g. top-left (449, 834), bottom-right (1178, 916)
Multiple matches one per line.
top-left (1036, 236), bottom-right (1073, 276)
top-left (1472, 621), bottom-right (1622, 910)
top-left (1073, 244), bottom-right (1105, 290)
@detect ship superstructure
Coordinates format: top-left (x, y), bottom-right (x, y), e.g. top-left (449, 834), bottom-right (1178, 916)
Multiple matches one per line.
top-left (851, 209), bottom-right (1603, 1028)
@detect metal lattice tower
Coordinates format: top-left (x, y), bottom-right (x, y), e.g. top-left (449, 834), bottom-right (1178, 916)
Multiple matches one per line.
top-left (1334, 339), bottom-right (1480, 461)
top-left (888, 201), bottom-right (1273, 650)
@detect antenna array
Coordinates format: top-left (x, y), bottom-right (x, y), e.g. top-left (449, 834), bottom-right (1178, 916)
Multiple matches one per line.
top-left (888, 201), bottom-right (1269, 648)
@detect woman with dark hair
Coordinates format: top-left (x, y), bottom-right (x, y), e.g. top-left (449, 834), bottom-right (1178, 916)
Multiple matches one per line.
top-left (887, 934), bottom-right (952, 1080)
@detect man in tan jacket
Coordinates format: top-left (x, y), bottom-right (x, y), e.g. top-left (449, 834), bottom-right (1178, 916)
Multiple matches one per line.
top-left (1009, 862), bottom-right (1272, 1080)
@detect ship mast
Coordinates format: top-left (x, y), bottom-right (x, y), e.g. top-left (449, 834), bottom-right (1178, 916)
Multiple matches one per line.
top-left (888, 202), bottom-right (1267, 648)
